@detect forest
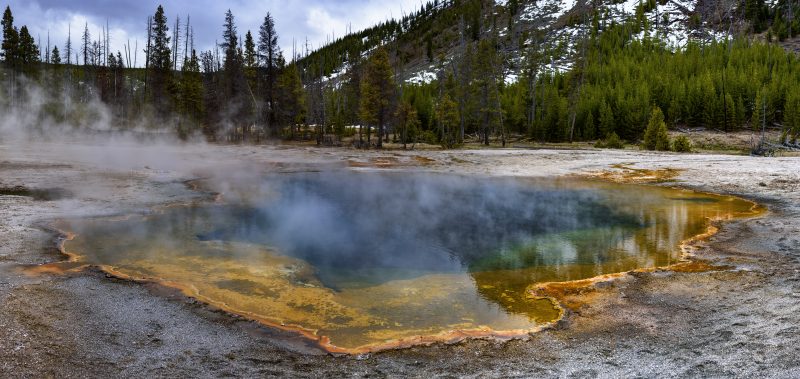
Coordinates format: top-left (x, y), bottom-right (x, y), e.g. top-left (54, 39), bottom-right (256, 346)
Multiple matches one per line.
top-left (2, 0), bottom-right (800, 149)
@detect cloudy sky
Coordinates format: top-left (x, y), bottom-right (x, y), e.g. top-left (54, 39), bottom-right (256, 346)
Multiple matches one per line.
top-left (3, 0), bottom-right (420, 66)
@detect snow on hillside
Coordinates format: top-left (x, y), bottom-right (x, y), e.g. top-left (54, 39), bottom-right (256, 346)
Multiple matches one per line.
top-left (402, 0), bottom-right (727, 85)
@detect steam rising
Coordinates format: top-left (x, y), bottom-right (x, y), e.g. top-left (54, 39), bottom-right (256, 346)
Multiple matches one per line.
top-left (197, 172), bottom-right (642, 287)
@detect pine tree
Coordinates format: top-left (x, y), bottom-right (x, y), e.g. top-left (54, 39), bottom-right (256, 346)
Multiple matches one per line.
top-left (221, 10), bottom-right (238, 71)
top-left (276, 63), bottom-right (306, 136)
top-left (599, 100), bottom-right (615, 138)
top-left (359, 47), bottom-right (395, 148)
top-left (437, 93), bottom-right (460, 148)
top-left (150, 6), bottom-right (172, 71)
top-left (147, 5), bottom-right (174, 117)
top-left (218, 9), bottom-right (253, 139)
top-left (17, 26), bottom-right (38, 65)
top-left (243, 31), bottom-right (256, 69)
top-left (426, 34), bottom-right (433, 63)
top-left (1, 6), bottom-right (19, 66)
top-left (177, 49), bottom-right (204, 138)
top-left (473, 39), bottom-right (502, 145)
top-left (51, 45), bottom-right (61, 65)
top-left (752, 89), bottom-right (764, 131)
top-left (643, 107), bottom-right (671, 151)
top-left (396, 99), bottom-right (420, 149)
top-left (258, 13), bottom-right (280, 135)
top-left (243, 30), bottom-right (257, 97)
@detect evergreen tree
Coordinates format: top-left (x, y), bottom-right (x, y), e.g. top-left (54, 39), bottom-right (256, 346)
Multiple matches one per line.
top-left (752, 88), bottom-right (764, 131)
top-left (276, 63), bottom-right (306, 137)
top-left (359, 48), bottom-right (395, 148)
top-left (426, 34), bottom-right (433, 63)
top-left (258, 13), bottom-right (280, 136)
top-left (643, 107), bottom-right (671, 151)
top-left (177, 49), bottom-right (204, 138)
top-left (243, 31), bottom-right (256, 68)
top-left (51, 45), bottom-right (61, 65)
top-left (744, 0), bottom-right (767, 32)
top-left (218, 9), bottom-right (253, 140)
top-left (1, 6), bottom-right (18, 66)
top-left (148, 5), bottom-right (174, 117)
top-left (599, 101), bottom-right (615, 138)
top-left (150, 6), bottom-right (172, 71)
top-left (220, 10), bottom-right (238, 71)
top-left (786, 88), bottom-right (800, 142)
top-left (243, 30), bottom-right (257, 94)
top-left (17, 26), bottom-right (38, 65)
top-left (473, 39), bottom-right (502, 145)
top-left (436, 93), bottom-right (460, 148)
top-left (396, 99), bottom-right (420, 149)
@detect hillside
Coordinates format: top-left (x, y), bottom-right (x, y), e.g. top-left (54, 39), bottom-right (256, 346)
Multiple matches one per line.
top-left (299, 0), bottom-right (762, 85)
top-left (3, 1), bottom-right (799, 150)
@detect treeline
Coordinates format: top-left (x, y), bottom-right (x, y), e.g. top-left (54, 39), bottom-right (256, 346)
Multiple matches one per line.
top-left (3, 1), bottom-right (800, 147)
top-left (315, 3), bottom-right (800, 148)
top-left (1, 5), bottom-right (304, 141)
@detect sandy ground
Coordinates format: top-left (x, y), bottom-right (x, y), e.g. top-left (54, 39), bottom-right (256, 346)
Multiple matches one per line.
top-left (1, 141), bottom-right (799, 378)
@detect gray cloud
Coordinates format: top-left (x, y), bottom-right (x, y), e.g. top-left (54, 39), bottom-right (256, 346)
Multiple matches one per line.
top-left (3, 0), bottom-right (420, 66)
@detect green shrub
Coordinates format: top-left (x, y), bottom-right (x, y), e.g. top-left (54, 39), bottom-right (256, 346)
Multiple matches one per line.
top-left (419, 130), bottom-right (439, 145)
top-left (673, 135), bottom-right (692, 152)
top-left (595, 132), bottom-right (625, 149)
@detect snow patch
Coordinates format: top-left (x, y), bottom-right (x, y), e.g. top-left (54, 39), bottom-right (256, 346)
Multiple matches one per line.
top-left (406, 70), bottom-right (437, 84)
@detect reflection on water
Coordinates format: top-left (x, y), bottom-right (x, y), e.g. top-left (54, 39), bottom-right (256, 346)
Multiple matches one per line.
top-left (59, 172), bottom-right (757, 351)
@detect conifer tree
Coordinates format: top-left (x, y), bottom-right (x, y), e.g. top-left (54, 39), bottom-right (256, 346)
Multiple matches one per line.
top-left (218, 9), bottom-right (252, 140)
top-left (17, 26), bottom-right (38, 65)
top-left (1, 6), bottom-right (19, 66)
top-left (147, 5), bottom-right (174, 117)
top-left (220, 10), bottom-right (238, 71)
top-left (244, 31), bottom-right (256, 69)
top-left (243, 30), bottom-right (257, 94)
top-left (177, 49), bottom-right (204, 137)
top-left (359, 47), bottom-right (395, 148)
top-left (752, 89), bottom-right (765, 131)
top-left (473, 39), bottom-right (502, 145)
top-left (51, 45), bottom-right (61, 65)
top-left (150, 6), bottom-right (172, 71)
top-left (643, 107), bottom-right (671, 151)
top-left (396, 99), bottom-right (420, 149)
top-left (258, 13), bottom-right (280, 135)
top-left (436, 93), bottom-right (460, 148)
top-left (276, 63), bottom-right (306, 137)
top-left (599, 101), bottom-right (615, 138)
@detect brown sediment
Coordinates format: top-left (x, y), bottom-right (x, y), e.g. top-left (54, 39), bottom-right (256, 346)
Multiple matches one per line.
top-left (586, 164), bottom-right (683, 184)
top-left (347, 157), bottom-right (400, 168)
top-left (347, 155), bottom-right (436, 169)
top-left (79, 261), bottom-right (562, 355)
top-left (411, 155), bottom-right (436, 165)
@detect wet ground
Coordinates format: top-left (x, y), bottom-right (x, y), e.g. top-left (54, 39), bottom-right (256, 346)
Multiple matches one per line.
top-left (1, 142), bottom-right (799, 377)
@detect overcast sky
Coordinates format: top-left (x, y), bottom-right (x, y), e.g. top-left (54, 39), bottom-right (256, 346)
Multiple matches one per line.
top-left (3, 0), bottom-right (420, 66)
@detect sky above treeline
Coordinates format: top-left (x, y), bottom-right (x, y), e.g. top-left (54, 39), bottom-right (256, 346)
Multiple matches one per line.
top-left (3, 0), bottom-right (420, 66)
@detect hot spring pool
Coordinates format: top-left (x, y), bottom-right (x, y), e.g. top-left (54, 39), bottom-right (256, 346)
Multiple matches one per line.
top-left (57, 171), bottom-right (759, 352)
